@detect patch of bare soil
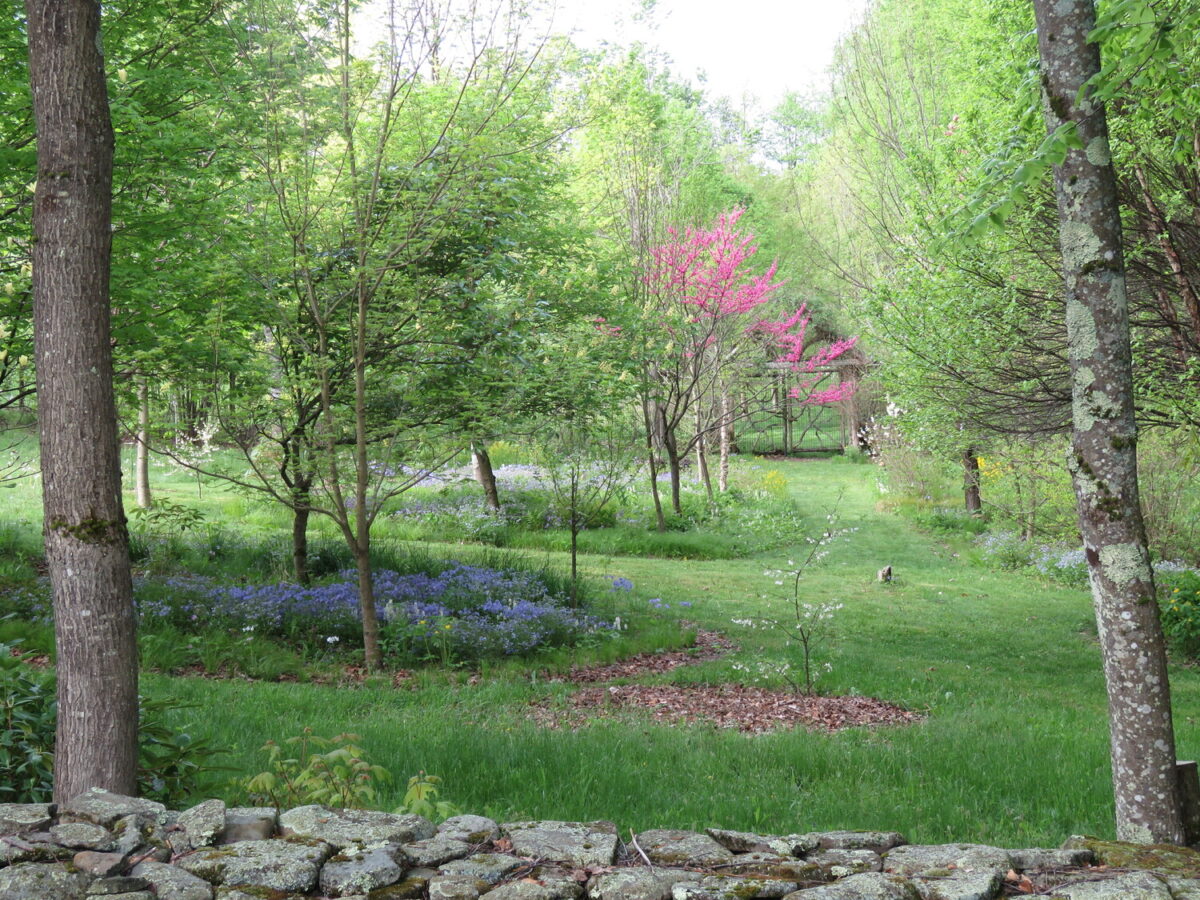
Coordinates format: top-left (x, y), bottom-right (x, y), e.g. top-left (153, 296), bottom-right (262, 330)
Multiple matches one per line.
top-left (530, 683), bottom-right (924, 734)
top-left (562, 630), bottom-right (736, 683)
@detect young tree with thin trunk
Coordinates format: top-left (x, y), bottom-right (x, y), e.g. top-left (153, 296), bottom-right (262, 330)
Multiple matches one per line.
top-left (25, 0), bottom-right (138, 802)
top-left (1033, 0), bottom-right (1185, 844)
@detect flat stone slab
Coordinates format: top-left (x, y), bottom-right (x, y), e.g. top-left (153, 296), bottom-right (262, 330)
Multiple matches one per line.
top-left (319, 844), bottom-right (407, 896)
top-left (785, 872), bottom-right (921, 898)
top-left (504, 820), bottom-right (620, 867)
top-left (438, 852), bottom-right (525, 884)
top-left (807, 849), bottom-right (883, 878)
top-left (0, 861), bottom-right (92, 900)
top-left (808, 833), bottom-right (908, 854)
top-left (882, 845), bottom-right (1011, 877)
top-left (0, 803), bottom-right (55, 835)
top-left (428, 873), bottom-right (492, 899)
top-left (279, 805), bottom-right (435, 849)
top-left (403, 836), bottom-right (473, 867)
top-left (177, 838), bottom-right (333, 893)
top-left (177, 801), bottom-right (226, 850)
top-left (1051, 871), bottom-right (1173, 898)
top-left (587, 868), bottom-right (702, 900)
top-left (1006, 847), bottom-right (1094, 870)
top-left (130, 861), bottom-right (214, 900)
top-left (484, 874), bottom-right (585, 900)
top-left (637, 829), bottom-right (734, 867)
top-left (0, 836), bottom-right (75, 865)
top-left (438, 815), bottom-right (501, 845)
top-left (60, 790), bottom-right (167, 829)
top-left (673, 874), bottom-right (800, 898)
top-left (726, 852), bottom-right (821, 880)
top-left (50, 822), bottom-right (114, 851)
top-left (910, 871), bottom-right (1001, 900)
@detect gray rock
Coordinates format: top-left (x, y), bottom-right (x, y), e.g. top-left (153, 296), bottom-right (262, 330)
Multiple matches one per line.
top-left (785, 872), bottom-right (921, 899)
top-left (0, 861), bottom-right (92, 900)
top-left (439, 814), bottom-right (502, 845)
top-left (176, 838), bottom-right (333, 893)
top-left (0, 835), bottom-right (75, 865)
top-left (1048, 871), bottom-right (1172, 899)
top-left (504, 820), bottom-right (620, 867)
top-left (279, 805), bottom-right (435, 849)
top-left (707, 829), bottom-right (781, 854)
top-left (587, 868), bottom-right (703, 900)
top-left (909, 871), bottom-right (1001, 900)
top-left (382, 867), bottom-right (438, 897)
top-left (806, 850), bottom-right (882, 878)
top-left (726, 852), bottom-right (822, 880)
top-left (111, 813), bottom-right (168, 859)
top-left (882, 845), bottom-right (1011, 877)
top-left (50, 822), bottom-right (115, 851)
top-left (636, 830), bottom-right (733, 867)
top-left (319, 844), bottom-right (407, 896)
top-left (73, 850), bottom-right (128, 876)
top-left (429, 873), bottom-right (491, 899)
top-left (1165, 877), bottom-right (1200, 900)
top-left (0, 803), bottom-right (55, 835)
top-left (177, 800), bottom-right (226, 850)
top-left (484, 874), bottom-right (585, 900)
top-left (220, 808), bottom-right (277, 843)
top-left (1005, 848), bottom-right (1095, 871)
top-left (439, 852), bottom-right (525, 884)
top-left (673, 874), bottom-right (800, 898)
top-left (60, 790), bottom-right (167, 830)
top-left (214, 889), bottom-right (306, 900)
top-left (84, 875), bottom-right (152, 895)
top-left (807, 833), bottom-right (908, 855)
top-left (129, 861), bottom-right (214, 900)
top-left (404, 836), bottom-right (474, 866)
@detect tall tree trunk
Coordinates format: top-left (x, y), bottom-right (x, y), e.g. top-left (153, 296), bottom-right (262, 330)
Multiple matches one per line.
top-left (962, 447), bottom-right (982, 515)
top-left (695, 404), bottom-right (713, 501)
top-left (472, 443), bottom-right (501, 511)
top-left (1034, 0), bottom-right (1184, 844)
top-left (135, 378), bottom-right (151, 509)
top-left (26, 0), bottom-right (139, 802)
top-left (642, 398), bottom-right (667, 532)
top-left (291, 486), bottom-right (311, 586)
top-left (718, 391), bottom-right (732, 493)
top-left (664, 432), bottom-right (683, 516)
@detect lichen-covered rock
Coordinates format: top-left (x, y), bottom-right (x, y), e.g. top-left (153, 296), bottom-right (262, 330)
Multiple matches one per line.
top-left (707, 829), bottom-right (780, 854)
top-left (85, 875), bottom-right (153, 895)
top-left (437, 853), bottom-right (524, 885)
top-left (427, 873), bottom-right (491, 899)
top-left (636, 830), bottom-right (733, 867)
top-left (0, 836), bottom-right (75, 865)
top-left (60, 790), bottom-right (167, 830)
top-left (672, 873), bottom-right (799, 898)
top-left (805, 850), bottom-right (881, 879)
top-left (784, 872), bottom-right (921, 899)
top-left (130, 861), bottom-right (215, 900)
top-left (504, 821), bottom-right (619, 867)
top-left (910, 871), bottom-right (1000, 900)
top-left (1060, 836), bottom-right (1200, 877)
top-left (112, 812), bottom-right (169, 859)
top-left (176, 838), bottom-right (333, 893)
top-left (1048, 871), bottom-right (1172, 899)
top-left (587, 868), bottom-right (702, 900)
top-left (178, 801), bottom-right (226, 850)
top-left (882, 845), bottom-right (1011, 877)
top-left (725, 852), bottom-right (821, 881)
top-left (439, 815), bottom-right (501, 845)
top-left (403, 836), bottom-right (472, 867)
top-left (365, 866), bottom-right (435, 898)
top-left (1165, 876), bottom-right (1200, 900)
top-left (279, 806), bottom-right (435, 849)
top-left (214, 888), bottom-right (306, 900)
top-left (482, 874), bottom-right (584, 900)
top-left (220, 809), bottom-right (277, 844)
top-left (807, 834), bottom-right (907, 855)
top-left (50, 822), bottom-right (115, 851)
top-left (74, 850), bottom-right (128, 877)
top-left (0, 803), bottom-right (55, 835)
top-left (0, 861), bottom-right (92, 900)
top-left (319, 844), bottom-right (407, 896)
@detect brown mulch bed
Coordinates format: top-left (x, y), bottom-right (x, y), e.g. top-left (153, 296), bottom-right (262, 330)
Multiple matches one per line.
top-left (530, 683), bottom-right (924, 734)
top-left (561, 630), bottom-right (736, 683)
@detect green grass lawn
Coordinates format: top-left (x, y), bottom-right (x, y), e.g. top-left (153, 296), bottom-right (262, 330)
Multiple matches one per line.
top-left (4, 442), bottom-right (1197, 846)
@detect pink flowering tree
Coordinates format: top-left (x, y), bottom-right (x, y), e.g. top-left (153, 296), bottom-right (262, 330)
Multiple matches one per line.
top-left (642, 209), bottom-right (856, 516)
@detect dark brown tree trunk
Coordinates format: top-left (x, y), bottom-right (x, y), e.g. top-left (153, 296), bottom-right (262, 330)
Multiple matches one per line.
top-left (26, 0), bottom-right (139, 803)
top-left (962, 448), bottom-right (982, 515)
top-left (291, 496), bottom-right (311, 586)
top-left (472, 444), bottom-right (501, 511)
top-left (135, 378), bottom-right (151, 509)
top-left (695, 405), bottom-right (713, 501)
top-left (1034, 0), bottom-right (1184, 844)
top-left (642, 398), bottom-right (667, 532)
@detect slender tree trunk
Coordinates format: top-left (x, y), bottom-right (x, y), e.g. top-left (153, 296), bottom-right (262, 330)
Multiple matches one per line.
top-left (569, 470), bottom-right (578, 602)
top-left (291, 489), bottom-right (311, 586)
top-left (26, 0), bottom-right (139, 802)
top-left (962, 448), bottom-right (982, 515)
top-left (664, 434), bottom-right (683, 516)
top-left (642, 397), bottom-right (667, 532)
top-left (472, 443), bottom-right (501, 511)
top-left (695, 404), bottom-right (713, 500)
top-left (1034, 0), bottom-right (1184, 844)
top-left (135, 378), bottom-right (151, 509)
top-left (719, 391), bottom-right (731, 493)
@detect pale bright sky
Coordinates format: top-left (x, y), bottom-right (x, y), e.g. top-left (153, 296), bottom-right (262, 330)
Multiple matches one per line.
top-left (357, 0), bottom-right (870, 110)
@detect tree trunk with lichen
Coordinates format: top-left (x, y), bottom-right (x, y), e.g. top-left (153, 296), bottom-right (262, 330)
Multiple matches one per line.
top-left (1034, 0), bottom-right (1184, 844)
top-left (26, 0), bottom-right (139, 802)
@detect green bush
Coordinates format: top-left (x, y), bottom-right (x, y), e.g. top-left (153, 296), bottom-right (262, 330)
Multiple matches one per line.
top-left (1159, 570), bottom-right (1200, 661)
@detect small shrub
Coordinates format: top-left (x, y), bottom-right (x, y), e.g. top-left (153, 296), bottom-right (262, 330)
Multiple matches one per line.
top-left (245, 729), bottom-right (391, 810)
top-left (974, 530), bottom-right (1034, 570)
top-left (0, 637), bottom-right (54, 803)
top-left (1160, 570), bottom-right (1200, 661)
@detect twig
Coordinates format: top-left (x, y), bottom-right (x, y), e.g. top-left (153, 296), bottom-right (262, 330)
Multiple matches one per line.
top-left (630, 830), bottom-right (655, 871)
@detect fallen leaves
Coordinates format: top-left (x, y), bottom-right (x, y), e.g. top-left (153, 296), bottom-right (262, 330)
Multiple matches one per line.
top-left (563, 630), bottom-right (736, 683)
top-left (531, 682), bottom-right (923, 734)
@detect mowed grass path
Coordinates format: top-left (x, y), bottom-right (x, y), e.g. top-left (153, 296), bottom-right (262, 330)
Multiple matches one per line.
top-left (138, 458), bottom-right (1200, 844)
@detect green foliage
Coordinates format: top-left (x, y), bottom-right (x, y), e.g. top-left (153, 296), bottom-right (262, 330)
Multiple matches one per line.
top-left (0, 635), bottom-right (54, 803)
top-left (129, 498), bottom-right (207, 537)
top-left (1159, 571), bottom-right (1200, 662)
top-left (137, 695), bottom-right (227, 806)
top-left (395, 772), bottom-right (459, 821)
top-left (244, 729), bottom-right (392, 810)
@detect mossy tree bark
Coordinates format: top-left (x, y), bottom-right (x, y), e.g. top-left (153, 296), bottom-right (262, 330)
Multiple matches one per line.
top-left (1034, 0), bottom-right (1184, 844)
top-left (26, 0), bottom-right (139, 802)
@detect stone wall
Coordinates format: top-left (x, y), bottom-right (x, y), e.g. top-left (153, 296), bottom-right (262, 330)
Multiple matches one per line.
top-left (0, 788), bottom-right (1197, 900)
